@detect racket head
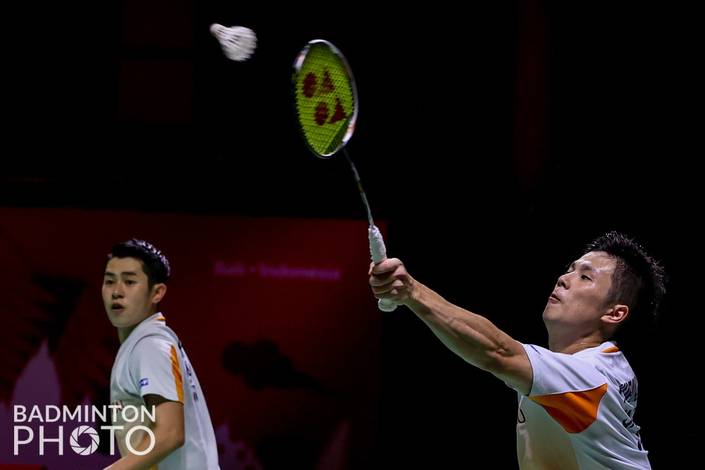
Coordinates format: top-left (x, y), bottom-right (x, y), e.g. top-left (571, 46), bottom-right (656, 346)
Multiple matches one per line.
top-left (292, 40), bottom-right (358, 158)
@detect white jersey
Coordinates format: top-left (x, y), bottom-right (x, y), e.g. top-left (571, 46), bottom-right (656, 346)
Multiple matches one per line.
top-left (515, 341), bottom-right (650, 470)
top-left (110, 312), bottom-right (220, 469)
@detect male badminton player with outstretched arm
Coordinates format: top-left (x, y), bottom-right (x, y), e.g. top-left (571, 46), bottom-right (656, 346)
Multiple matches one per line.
top-left (369, 231), bottom-right (664, 469)
top-left (102, 239), bottom-right (219, 469)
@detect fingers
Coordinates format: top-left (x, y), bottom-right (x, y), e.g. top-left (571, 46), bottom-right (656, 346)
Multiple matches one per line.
top-left (369, 258), bottom-right (405, 286)
top-left (370, 279), bottom-right (405, 296)
top-left (369, 258), bottom-right (411, 302)
top-left (369, 269), bottom-right (397, 286)
top-left (370, 258), bottom-right (403, 275)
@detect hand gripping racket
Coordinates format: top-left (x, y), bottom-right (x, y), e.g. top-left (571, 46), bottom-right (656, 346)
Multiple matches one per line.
top-left (292, 39), bottom-right (397, 312)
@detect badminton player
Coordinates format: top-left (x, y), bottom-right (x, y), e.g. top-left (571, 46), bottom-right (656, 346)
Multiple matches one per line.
top-left (102, 239), bottom-right (219, 469)
top-left (369, 231), bottom-right (664, 469)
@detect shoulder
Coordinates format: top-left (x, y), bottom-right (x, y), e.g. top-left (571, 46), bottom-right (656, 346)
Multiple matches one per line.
top-left (521, 342), bottom-right (609, 396)
top-left (577, 342), bottom-right (626, 367)
top-left (128, 315), bottom-right (180, 349)
top-left (130, 327), bottom-right (183, 362)
top-left (581, 342), bottom-right (636, 384)
top-left (523, 343), bottom-right (601, 372)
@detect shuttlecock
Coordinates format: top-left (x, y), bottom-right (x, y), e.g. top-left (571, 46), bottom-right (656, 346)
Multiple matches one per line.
top-left (210, 23), bottom-right (257, 62)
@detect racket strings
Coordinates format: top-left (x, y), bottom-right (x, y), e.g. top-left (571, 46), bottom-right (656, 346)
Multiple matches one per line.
top-left (293, 44), bottom-right (356, 156)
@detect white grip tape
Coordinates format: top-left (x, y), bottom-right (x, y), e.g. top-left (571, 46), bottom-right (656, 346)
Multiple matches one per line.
top-left (368, 225), bottom-right (387, 263)
top-left (368, 225), bottom-right (398, 312)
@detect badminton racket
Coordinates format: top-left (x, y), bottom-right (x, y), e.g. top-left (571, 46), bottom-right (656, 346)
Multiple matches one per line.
top-left (292, 39), bottom-right (396, 312)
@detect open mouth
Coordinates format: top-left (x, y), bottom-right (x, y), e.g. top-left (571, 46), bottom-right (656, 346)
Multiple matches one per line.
top-left (111, 303), bottom-right (125, 312)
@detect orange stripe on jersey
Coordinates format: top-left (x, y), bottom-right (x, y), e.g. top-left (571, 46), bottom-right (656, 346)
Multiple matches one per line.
top-left (602, 346), bottom-right (620, 353)
top-left (155, 315), bottom-right (166, 322)
top-left (170, 345), bottom-right (184, 403)
top-left (530, 383), bottom-right (608, 433)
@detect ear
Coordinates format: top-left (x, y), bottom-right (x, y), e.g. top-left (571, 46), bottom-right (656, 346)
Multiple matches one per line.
top-left (151, 283), bottom-right (167, 304)
top-left (602, 304), bottom-right (629, 326)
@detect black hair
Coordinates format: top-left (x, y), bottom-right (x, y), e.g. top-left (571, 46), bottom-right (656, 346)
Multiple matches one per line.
top-left (107, 238), bottom-right (171, 288)
top-left (584, 231), bottom-right (666, 322)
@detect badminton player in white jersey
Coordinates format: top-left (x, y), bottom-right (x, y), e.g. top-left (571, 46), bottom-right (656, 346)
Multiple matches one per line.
top-left (102, 239), bottom-right (220, 469)
top-left (369, 231), bottom-right (665, 469)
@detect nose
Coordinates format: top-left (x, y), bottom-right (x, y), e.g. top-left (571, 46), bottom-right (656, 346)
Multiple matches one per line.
top-left (111, 285), bottom-right (124, 299)
top-left (557, 272), bottom-right (570, 289)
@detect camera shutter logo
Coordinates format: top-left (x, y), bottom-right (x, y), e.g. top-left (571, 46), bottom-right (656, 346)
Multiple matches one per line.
top-left (70, 425), bottom-right (99, 455)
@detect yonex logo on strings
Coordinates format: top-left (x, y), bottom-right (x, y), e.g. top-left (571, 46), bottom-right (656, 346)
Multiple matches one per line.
top-left (301, 70), bottom-right (347, 126)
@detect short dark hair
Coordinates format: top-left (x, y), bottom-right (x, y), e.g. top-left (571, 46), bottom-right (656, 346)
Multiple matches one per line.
top-left (107, 239), bottom-right (171, 288)
top-left (584, 231), bottom-right (666, 322)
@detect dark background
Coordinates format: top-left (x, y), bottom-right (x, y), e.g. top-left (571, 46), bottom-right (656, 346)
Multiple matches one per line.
top-left (1, 1), bottom-right (699, 468)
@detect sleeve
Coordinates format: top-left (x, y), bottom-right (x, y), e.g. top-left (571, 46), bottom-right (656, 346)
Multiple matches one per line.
top-left (128, 335), bottom-right (185, 403)
top-left (520, 343), bottom-right (609, 433)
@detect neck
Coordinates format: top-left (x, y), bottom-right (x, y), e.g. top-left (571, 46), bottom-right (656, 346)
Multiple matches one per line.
top-left (549, 333), bottom-right (605, 354)
top-left (117, 308), bottom-right (158, 344)
top-left (118, 325), bottom-right (138, 344)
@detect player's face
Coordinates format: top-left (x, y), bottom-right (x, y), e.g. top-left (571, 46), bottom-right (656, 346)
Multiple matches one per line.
top-left (103, 257), bottom-right (160, 329)
top-left (543, 251), bottom-right (616, 332)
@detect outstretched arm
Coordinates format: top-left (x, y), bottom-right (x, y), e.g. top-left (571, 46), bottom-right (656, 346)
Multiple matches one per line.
top-left (370, 258), bottom-right (533, 394)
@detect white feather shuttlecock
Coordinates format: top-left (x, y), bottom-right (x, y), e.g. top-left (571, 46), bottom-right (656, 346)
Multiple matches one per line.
top-left (210, 23), bottom-right (257, 62)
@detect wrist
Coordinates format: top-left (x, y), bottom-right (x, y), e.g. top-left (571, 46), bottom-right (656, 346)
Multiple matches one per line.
top-left (405, 277), bottom-right (423, 307)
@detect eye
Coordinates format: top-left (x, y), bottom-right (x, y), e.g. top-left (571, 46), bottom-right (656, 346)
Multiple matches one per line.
top-left (581, 275), bottom-right (592, 281)
top-left (103, 279), bottom-right (114, 286)
top-left (125, 280), bottom-right (137, 285)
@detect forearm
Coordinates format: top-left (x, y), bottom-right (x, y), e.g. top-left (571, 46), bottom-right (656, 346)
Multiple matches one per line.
top-left (405, 281), bottom-right (518, 372)
top-left (370, 258), bottom-right (531, 393)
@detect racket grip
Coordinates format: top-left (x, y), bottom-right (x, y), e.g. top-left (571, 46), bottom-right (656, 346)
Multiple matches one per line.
top-left (369, 225), bottom-right (398, 312)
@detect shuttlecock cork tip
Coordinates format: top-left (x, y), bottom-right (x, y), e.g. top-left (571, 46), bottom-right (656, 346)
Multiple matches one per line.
top-left (210, 23), bottom-right (223, 36)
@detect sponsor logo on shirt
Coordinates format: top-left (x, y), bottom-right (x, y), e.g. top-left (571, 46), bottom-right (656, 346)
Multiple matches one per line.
top-left (139, 378), bottom-right (149, 388)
